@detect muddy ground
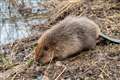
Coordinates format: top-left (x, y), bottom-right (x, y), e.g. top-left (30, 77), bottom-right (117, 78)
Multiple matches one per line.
top-left (0, 0), bottom-right (120, 80)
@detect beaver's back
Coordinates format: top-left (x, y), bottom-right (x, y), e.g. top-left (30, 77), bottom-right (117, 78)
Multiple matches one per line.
top-left (62, 16), bottom-right (100, 39)
top-left (42, 16), bottom-right (98, 50)
top-left (46, 16), bottom-right (100, 41)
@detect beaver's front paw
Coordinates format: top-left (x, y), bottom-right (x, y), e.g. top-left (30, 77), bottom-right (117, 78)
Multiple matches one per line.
top-left (39, 53), bottom-right (54, 65)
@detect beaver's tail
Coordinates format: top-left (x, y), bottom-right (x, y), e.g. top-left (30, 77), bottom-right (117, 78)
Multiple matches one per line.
top-left (99, 33), bottom-right (120, 44)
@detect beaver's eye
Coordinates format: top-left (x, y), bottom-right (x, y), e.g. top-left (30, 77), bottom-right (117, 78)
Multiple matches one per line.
top-left (44, 46), bottom-right (49, 51)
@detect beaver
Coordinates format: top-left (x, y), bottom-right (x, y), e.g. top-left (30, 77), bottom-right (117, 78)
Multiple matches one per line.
top-left (34, 15), bottom-right (120, 64)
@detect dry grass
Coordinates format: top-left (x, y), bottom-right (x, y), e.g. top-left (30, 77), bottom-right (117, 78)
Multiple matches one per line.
top-left (0, 0), bottom-right (120, 80)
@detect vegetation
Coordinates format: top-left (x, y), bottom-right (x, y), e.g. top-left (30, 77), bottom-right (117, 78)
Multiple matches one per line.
top-left (0, 0), bottom-right (120, 80)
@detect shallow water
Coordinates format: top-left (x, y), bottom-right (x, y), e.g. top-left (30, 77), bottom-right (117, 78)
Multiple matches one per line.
top-left (0, 0), bottom-right (48, 45)
top-left (0, 20), bottom-right (31, 45)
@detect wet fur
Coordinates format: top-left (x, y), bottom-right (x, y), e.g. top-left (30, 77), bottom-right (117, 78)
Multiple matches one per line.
top-left (34, 16), bottom-right (100, 64)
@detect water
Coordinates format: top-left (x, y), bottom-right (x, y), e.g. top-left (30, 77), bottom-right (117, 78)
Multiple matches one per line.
top-left (0, 0), bottom-right (48, 45)
top-left (0, 20), bottom-right (31, 45)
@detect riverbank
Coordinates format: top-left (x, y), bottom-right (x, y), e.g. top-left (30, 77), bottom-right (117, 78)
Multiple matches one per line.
top-left (0, 0), bottom-right (120, 80)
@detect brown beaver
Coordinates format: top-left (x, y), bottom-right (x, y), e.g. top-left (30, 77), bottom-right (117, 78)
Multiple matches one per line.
top-left (34, 15), bottom-right (120, 64)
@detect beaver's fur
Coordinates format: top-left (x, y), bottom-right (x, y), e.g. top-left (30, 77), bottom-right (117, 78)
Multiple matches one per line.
top-left (34, 16), bottom-right (100, 64)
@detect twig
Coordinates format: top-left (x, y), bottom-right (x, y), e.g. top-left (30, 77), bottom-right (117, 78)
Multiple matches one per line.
top-left (11, 73), bottom-right (18, 80)
top-left (55, 65), bottom-right (66, 80)
top-left (99, 67), bottom-right (111, 79)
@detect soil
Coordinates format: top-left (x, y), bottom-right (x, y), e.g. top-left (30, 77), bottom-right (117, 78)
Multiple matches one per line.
top-left (0, 0), bottom-right (120, 80)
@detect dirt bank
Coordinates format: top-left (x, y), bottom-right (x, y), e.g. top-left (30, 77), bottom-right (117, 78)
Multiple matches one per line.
top-left (0, 0), bottom-right (120, 80)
